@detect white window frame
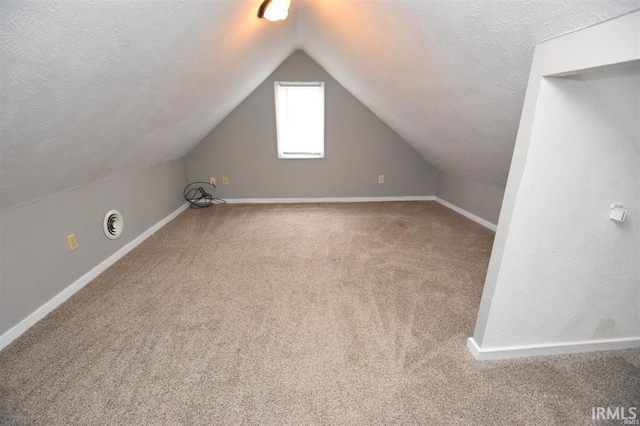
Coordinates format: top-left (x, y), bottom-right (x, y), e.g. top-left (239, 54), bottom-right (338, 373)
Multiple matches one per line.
top-left (274, 81), bottom-right (325, 159)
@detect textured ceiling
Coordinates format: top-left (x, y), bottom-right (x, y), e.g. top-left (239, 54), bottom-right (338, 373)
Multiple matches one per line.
top-left (0, 0), bottom-right (297, 209)
top-left (2, 1), bottom-right (639, 210)
top-left (299, 0), bottom-right (639, 188)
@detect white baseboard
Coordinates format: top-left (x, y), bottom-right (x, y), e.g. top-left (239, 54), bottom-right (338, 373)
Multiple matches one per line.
top-left (220, 196), bottom-right (497, 231)
top-left (223, 196), bottom-right (436, 204)
top-left (467, 336), bottom-right (640, 360)
top-left (0, 202), bottom-right (189, 352)
top-left (434, 197), bottom-right (497, 231)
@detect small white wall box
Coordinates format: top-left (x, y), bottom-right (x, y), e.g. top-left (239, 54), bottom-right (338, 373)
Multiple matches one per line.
top-left (609, 203), bottom-right (627, 222)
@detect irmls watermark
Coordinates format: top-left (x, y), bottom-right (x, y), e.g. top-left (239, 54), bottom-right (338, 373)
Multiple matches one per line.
top-left (592, 407), bottom-right (639, 424)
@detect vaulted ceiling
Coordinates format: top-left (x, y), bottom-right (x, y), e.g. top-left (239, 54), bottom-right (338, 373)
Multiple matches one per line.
top-left (2, 0), bottom-right (638, 210)
top-left (299, 0), bottom-right (639, 187)
top-left (1, 1), bottom-right (297, 209)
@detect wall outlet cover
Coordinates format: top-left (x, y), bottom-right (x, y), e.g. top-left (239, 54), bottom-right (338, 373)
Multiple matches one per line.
top-left (67, 234), bottom-right (78, 251)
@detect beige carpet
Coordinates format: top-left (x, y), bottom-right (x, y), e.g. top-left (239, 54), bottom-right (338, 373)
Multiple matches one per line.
top-left (0, 202), bottom-right (638, 425)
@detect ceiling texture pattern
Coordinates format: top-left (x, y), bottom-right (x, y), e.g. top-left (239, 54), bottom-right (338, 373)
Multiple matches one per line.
top-left (0, 0), bottom-right (297, 209)
top-left (299, 0), bottom-right (639, 188)
top-left (1, 0), bottom-right (638, 210)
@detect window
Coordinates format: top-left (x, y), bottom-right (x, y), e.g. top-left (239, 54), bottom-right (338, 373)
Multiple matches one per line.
top-left (274, 81), bottom-right (325, 159)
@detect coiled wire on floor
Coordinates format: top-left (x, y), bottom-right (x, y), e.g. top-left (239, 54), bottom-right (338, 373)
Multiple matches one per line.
top-left (183, 182), bottom-right (226, 208)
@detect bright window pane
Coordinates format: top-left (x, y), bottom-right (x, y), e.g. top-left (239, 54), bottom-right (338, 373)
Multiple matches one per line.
top-left (275, 82), bottom-right (325, 159)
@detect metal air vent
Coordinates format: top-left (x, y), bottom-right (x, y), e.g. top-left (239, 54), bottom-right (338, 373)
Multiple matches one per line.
top-left (103, 210), bottom-right (123, 240)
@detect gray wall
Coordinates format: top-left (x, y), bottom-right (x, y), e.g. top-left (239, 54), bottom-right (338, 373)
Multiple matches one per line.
top-left (186, 50), bottom-right (438, 199)
top-left (437, 173), bottom-right (504, 226)
top-left (0, 159), bottom-right (188, 337)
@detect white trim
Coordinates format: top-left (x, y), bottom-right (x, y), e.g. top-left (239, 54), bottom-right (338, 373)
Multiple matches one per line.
top-left (224, 196), bottom-right (436, 204)
top-left (222, 196), bottom-right (497, 231)
top-left (435, 197), bottom-right (497, 231)
top-left (0, 202), bottom-right (189, 352)
top-left (467, 336), bottom-right (640, 361)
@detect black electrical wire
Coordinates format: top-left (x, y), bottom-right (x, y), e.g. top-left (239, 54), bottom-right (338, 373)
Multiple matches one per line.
top-left (183, 182), bottom-right (226, 208)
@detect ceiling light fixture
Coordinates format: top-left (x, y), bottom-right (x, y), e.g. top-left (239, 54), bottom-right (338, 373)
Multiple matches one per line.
top-left (258, 0), bottom-right (291, 22)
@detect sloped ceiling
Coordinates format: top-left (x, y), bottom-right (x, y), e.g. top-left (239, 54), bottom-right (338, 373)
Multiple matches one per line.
top-left (2, 0), bottom-right (639, 210)
top-left (299, 0), bottom-right (639, 188)
top-left (0, 0), bottom-right (297, 210)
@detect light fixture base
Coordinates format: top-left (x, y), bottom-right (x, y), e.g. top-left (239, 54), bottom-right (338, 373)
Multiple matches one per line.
top-left (258, 0), bottom-right (291, 22)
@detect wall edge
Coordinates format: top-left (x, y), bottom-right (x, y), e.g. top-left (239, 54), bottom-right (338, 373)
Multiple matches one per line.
top-left (467, 336), bottom-right (640, 361)
top-left (0, 202), bottom-right (189, 352)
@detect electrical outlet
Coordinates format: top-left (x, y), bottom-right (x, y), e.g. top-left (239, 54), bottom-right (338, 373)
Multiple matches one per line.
top-left (67, 234), bottom-right (78, 251)
top-left (210, 177), bottom-right (216, 186)
top-left (378, 175), bottom-right (384, 184)
top-left (222, 177), bottom-right (228, 185)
